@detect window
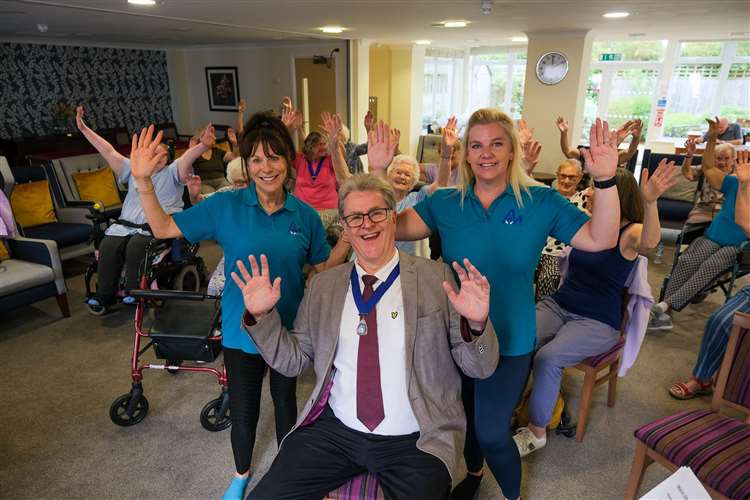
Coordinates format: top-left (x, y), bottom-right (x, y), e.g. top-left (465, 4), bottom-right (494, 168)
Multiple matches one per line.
top-left (469, 50), bottom-right (527, 118)
top-left (422, 52), bottom-right (464, 132)
top-left (591, 41), bottom-right (666, 62)
top-left (663, 40), bottom-right (750, 138)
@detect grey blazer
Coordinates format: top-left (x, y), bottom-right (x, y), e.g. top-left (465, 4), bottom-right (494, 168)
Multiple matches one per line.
top-left (242, 251), bottom-right (500, 482)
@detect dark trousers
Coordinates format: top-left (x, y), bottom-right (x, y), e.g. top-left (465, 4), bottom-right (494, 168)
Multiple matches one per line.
top-left (224, 348), bottom-right (297, 475)
top-left (462, 353), bottom-right (533, 500)
top-left (97, 234), bottom-right (152, 303)
top-left (249, 406), bottom-right (451, 500)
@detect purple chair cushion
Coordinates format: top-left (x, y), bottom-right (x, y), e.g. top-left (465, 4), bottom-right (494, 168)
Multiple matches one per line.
top-left (327, 472), bottom-right (383, 500)
top-left (724, 328), bottom-right (750, 409)
top-left (634, 409), bottom-right (750, 499)
top-left (582, 339), bottom-right (625, 368)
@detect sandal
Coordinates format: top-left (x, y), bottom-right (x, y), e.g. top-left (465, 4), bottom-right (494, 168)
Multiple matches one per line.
top-left (668, 377), bottom-right (713, 400)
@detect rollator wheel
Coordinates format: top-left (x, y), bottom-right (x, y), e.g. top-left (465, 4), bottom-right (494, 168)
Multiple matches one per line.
top-left (200, 397), bottom-right (231, 432)
top-left (110, 393), bottom-right (149, 426)
top-left (173, 265), bottom-right (200, 292)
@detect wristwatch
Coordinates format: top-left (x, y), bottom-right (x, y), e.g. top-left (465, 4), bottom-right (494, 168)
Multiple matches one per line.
top-left (593, 176), bottom-right (617, 189)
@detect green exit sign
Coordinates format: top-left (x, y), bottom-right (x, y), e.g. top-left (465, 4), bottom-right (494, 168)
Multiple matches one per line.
top-left (600, 53), bottom-right (623, 61)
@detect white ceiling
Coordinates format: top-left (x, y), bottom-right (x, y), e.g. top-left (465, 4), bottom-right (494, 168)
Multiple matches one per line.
top-left (0, 0), bottom-right (748, 48)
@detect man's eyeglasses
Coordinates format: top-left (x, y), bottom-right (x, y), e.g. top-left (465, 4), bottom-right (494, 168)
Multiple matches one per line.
top-left (342, 208), bottom-right (392, 228)
top-left (557, 173), bottom-right (580, 181)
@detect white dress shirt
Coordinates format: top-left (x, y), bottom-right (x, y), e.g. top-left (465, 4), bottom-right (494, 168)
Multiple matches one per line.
top-left (328, 250), bottom-right (420, 435)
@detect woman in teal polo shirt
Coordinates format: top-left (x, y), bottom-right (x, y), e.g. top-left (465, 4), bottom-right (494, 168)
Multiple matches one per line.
top-left (392, 109), bottom-right (621, 500)
top-left (126, 114), bottom-right (350, 500)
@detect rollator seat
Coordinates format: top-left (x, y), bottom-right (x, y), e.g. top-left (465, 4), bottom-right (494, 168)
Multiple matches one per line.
top-left (148, 300), bottom-right (222, 362)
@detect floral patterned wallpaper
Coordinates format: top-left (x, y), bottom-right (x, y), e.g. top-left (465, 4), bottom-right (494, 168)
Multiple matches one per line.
top-left (0, 43), bottom-right (173, 140)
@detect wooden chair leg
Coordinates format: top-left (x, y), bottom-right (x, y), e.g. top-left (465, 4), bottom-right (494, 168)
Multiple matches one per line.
top-left (56, 293), bottom-right (71, 317)
top-left (624, 441), bottom-right (652, 500)
top-left (607, 360), bottom-right (620, 407)
top-left (576, 368), bottom-right (596, 442)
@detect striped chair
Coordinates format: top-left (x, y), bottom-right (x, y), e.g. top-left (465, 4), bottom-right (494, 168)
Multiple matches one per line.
top-left (326, 473), bottom-right (384, 500)
top-left (624, 312), bottom-right (750, 500)
top-left (570, 337), bottom-right (626, 441)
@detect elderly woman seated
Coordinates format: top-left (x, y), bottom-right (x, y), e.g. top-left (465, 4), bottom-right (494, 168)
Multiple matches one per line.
top-left (649, 120), bottom-right (748, 331)
top-left (514, 164), bottom-right (677, 456)
top-left (680, 138), bottom-right (737, 224)
top-left (322, 113), bottom-right (455, 256)
top-left (190, 124), bottom-right (238, 195)
top-left (534, 159), bottom-right (591, 301)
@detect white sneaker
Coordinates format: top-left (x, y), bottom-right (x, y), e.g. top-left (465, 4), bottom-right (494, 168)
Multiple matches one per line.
top-left (513, 427), bottom-right (547, 457)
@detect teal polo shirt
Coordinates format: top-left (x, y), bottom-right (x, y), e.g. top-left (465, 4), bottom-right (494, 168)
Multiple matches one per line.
top-left (705, 175), bottom-right (747, 247)
top-left (414, 183), bottom-right (589, 356)
top-left (173, 184), bottom-right (330, 354)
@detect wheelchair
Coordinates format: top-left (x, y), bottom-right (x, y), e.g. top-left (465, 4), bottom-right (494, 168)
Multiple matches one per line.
top-left (659, 221), bottom-right (750, 304)
top-left (109, 288), bottom-right (230, 431)
top-left (83, 211), bottom-right (207, 315)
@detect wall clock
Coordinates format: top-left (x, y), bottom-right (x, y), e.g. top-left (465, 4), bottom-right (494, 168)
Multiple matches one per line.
top-left (535, 51), bottom-right (569, 85)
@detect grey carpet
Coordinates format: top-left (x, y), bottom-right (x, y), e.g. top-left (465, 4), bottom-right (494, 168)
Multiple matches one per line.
top-left (1, 242), bottom-right (746, 499)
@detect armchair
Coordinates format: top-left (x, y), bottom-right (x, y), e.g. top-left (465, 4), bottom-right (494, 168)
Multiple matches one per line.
top-left (1, 157), bottom-right (95, 261)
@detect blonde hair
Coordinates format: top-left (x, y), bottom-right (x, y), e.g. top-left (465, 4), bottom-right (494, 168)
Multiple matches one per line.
top-left (458, 108), bottom-right (544, 206)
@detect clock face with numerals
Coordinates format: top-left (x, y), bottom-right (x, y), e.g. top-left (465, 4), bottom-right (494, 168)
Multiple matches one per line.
top-left (535, 51), bottom-right (569, 85)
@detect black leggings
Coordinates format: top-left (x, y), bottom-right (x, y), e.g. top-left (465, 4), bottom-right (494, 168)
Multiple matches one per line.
top-left (462, 353), bottom-right (533, 500)
top-left (223, 347), bottom-right (297, 475)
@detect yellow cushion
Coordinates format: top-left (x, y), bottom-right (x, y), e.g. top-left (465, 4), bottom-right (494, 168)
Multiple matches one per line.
top-left (215, 141), bottom-right (231, 153)
top-left (72, 168), bottom-right (121, 209)
top-left (0, 240), bottom-right (9, 261)
top-left (10, 180), bottom-right (57, 229)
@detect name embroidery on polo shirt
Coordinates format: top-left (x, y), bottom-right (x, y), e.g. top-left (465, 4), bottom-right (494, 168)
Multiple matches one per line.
top-left (503, 209), bottom-right (523, 225)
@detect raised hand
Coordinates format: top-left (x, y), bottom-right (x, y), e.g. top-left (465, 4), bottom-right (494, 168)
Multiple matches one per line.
top-left (130, 125), bottom-right (165, 180)
top-left (706, 116), bottom-right (721, 139)
top-left (391, 128), bottom-right (401, 153)
top-left (200, 123), bottom-right (216, 147)
top-left (231, 254), bottom-right (282, 317)
top-left (641, 158), bottom-right (678, 203)
top-left (684, 138), bottom-right (697, 156)
top-left (630, 119), bottom-right (643, 137)
top-left (518, 118), bottom-right (534, 146)
top-left (555, 116), bottom-right (569, 133)
top-left (441, 116), bottom-right (459, 157)
top-left (367, 120), bottom-right (398, 171)
top-left (238, 99), bottom-right (247, 113)
top-left (227, 127), bottom-right (238, 145)
top-left (282, 96), bottom-right (293, 111)
top-left (581, 118), bottom-right (618, 181)
top-left (364, 110), bottom-right (374, 133)
top-left (522, 140), bottom-right (542, 167)
top-left (616, 119), bottom-right (636, 144)
top-left (321, 111), bottom-right (343, 140)
top-left (75, 106), bottom-right (88, 131)
top-left (737, 150), bottom-right (750, 183)
top-left (443, 258), bottom-right (490, 330)
top-left (282, 103), bottom-right (303, 132)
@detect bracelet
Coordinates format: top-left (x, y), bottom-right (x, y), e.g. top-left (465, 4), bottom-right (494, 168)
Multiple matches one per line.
top-left (593, 176), bottom-right (617, 189)
top-left (440, 155), bottom-right (452, 160)
top-left (135, 179), bottom-right (155, 194)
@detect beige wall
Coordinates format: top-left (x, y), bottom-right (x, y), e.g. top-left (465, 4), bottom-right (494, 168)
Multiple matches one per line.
top-left (350, 39), bottom-right (371, 145)
top-left (368, 44), bottom-right (424, 156)
top-left (167, 41), bottom-right (348, 135)
top-left (522, 31), bottom-right (593, 173)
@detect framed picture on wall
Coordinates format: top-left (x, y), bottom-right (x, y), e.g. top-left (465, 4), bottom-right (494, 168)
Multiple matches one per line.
top-left (205, 67), bottom-right (240, 111)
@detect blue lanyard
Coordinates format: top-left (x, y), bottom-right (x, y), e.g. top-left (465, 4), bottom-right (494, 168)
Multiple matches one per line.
top-left (350, 263), bottom-right (400, 316)
top-left (307, 157), bottom-right (325, 181)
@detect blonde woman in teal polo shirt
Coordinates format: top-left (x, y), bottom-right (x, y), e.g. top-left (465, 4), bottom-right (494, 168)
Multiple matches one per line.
top-left (125, 114), bottom-right (350, 500)
top-left (391, 109), bottom-right (621, 500)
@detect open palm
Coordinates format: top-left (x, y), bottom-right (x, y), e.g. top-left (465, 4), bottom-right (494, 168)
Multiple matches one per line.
top-left (130, 125), bottom-right (165, 180)
top-left (737, 150), bottom-right (750, 183)
top-left (367, 120), bottom-right (398, 171)
top-left (443, 258), bottom-right (490, 329)
top-left (641, 159), bottom-right (678, 203)
top-left (231, 254), bottom-right (282, 317)
top-left (581, 118), bottom-right (618, 181)
top-left (441, 116), bottom-right (459, 156)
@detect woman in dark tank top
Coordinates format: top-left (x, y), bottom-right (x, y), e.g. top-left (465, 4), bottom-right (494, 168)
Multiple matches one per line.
top-left (513, 163), bottom-right (679, 457)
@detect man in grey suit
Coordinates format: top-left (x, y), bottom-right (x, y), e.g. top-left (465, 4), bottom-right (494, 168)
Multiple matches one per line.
top-left (232, 174), bottom-right (499, 500)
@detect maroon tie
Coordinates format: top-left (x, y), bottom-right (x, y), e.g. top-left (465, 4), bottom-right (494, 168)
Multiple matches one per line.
top-left (356, 274), bottom-right (385, 431)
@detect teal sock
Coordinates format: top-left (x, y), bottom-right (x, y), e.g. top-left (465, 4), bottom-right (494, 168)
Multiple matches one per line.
top-left (222, 475), bottom-right (250, 500)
